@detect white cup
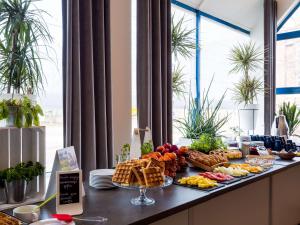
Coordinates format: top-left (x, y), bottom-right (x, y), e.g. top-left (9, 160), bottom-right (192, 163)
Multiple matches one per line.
top-left (13, 205), bottom-right (40, 223)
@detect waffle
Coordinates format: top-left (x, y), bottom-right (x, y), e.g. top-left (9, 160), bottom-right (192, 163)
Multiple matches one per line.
top-left (142, 167), bottom-right (164, 187)
top-left (0, 212), bottom-right (21, 225)
top-left (112, 162), bottom-right (136, 185)
top-left (147, 158), bottom-right (165, 173)
top-left (132, 165), bottom-right (146, 186)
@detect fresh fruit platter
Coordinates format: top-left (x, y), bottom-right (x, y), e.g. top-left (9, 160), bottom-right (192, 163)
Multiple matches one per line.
top-left (187, 149), bottom-right (229, 171)
top-left (229, 163), bottom-right (263, 173)
top-left (213, 166), bottom-right (249, 177)
top-left (210, 149), bottom-right (242, 159)
top-left (142, 143), bottom-right (189, 178)
top-left (177, 175), bottom-right (218, 189)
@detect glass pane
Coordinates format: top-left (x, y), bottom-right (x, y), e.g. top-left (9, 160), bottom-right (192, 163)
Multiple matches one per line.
top-left (276, 38), bottom-right (300, 88)
top-left (200, 17), bottom-right (252, 136)
top-left (278, 7), bottom-right (300, 34)
top-left (35, 0), bottom-right (63, 172)
top-left (171, 5), bottom-right (197, 143)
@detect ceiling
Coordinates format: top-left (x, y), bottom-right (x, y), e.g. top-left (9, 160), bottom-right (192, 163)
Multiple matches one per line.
top-left (176, 0), bottom-right (263, 31)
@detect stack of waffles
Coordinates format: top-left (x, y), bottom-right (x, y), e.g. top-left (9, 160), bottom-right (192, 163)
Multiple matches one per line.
top-left (112, 158), bottom-right (165, 187)
top-left (0, 212), bottom-right (21, 225)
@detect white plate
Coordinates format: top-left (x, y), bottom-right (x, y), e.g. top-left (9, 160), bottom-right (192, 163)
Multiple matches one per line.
top-left (89, 169), bottom-right (115, 176)
top-left (30, 219), bottom-right (75, 225)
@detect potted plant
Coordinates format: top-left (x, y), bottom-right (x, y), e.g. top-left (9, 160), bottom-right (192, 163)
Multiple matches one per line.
top-left (175, 77), bottom-right (229, 144)
top-left (1, 161), bottom-right (44, 204)
top-left (279, 102), bottom-right (300, 136)
top-left (229, 42), bottom-right (264, 132)
top-left (0, 0), bottom-right (52, 127)
top-left (0, 96), bottom-right (43, 127)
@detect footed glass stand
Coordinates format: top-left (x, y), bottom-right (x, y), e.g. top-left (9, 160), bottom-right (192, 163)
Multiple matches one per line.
top-left (113, 176), bottom-right (173, 206)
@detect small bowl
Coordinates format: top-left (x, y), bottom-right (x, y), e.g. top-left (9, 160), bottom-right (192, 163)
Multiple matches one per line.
top-left (278, 152), bottom-right (296, 160)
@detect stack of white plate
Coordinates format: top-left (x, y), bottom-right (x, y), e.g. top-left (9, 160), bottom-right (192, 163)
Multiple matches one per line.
top-left (89, 169), bottom-right (115, 189)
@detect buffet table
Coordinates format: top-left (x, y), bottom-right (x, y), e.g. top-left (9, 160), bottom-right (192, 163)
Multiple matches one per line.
top-left (4, 158), bottom-right (300, 225)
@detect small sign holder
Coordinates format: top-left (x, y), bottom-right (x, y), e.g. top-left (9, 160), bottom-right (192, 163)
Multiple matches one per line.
top-left (56, 170), bottom-right (83, 216)
top-left (46, 146), bottom-right (85, 198)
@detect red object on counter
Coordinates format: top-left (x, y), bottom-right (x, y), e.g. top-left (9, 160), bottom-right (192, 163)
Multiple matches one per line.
top-left (52, 214), bottom-right (73, 223)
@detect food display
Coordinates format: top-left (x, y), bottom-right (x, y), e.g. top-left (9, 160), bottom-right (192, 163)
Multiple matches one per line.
top-left (187, 150), bottom-right (228, 171)
top-left (199, 172), bottom-right (234, 182)
top-left (245, 155), bottom-right (275, 168)
top-left (178, 175), bottom-right (218, 188)
top-left (112, 159), bottom-right (165, 188)
top-left (210, 149), bottom-right (242, 159)
top-left (142, 144), bottom-right (189, 177)
top-left (0, 212), bottom-right (21, 225)
top-left (214, 166), bottom-right (249, 177)
top-left (229, 163), bottom-right (263, 173)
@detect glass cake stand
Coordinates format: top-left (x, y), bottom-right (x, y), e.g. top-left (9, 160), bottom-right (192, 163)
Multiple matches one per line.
top-left (113, 176), bottom-right (173, 206)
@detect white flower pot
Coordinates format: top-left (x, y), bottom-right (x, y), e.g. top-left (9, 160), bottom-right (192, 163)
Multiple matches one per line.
top-left (239, 104), bottom-right (259, 131)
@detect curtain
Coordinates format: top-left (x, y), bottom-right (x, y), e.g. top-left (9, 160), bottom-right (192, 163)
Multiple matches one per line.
top-left (264, 0), bottom-right (277, 134)
top-left (137, 0), bottom-right (172, 147)
top-left (62, 0), bottom-right (113, 177)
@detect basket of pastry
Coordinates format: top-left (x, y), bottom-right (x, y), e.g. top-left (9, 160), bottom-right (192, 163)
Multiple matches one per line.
top-left (0, 212), bottom-right (22, 225)
top-left (210, 149), bottom-right (242, 160)
top-left (187, 150), bottom-right (229, 171)
top-left (112, 158), bottom-right (166, 188)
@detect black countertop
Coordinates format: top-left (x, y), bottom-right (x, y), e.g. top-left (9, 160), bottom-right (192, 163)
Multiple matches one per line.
top-left (4, 157), bottom-right (300, 225)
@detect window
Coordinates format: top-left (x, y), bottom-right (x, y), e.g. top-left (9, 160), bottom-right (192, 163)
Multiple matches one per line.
top-left (171, 1), bottom-right (252, 141)
top-left (35, 0), bottom-right (63, 172)
top-left (172, 5), bottom-right (197, 143)
top-left (276, 4), bottom-right (300, 136)
top-left (200, 17), bottom-right (250, 136)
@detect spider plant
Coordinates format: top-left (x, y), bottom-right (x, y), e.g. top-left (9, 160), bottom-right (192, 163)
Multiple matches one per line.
top-left (279, 102), bottom-right (300, 136)
top-left (171, 13), bottom-right (196, 59)
top-left (175, 77), bottom-right (230, 139)
top-left (229, 42), bottom-right (264, 105)
top-left (172, 64), bottom-right (186, 97)
top-left (0, 0), bottom-right (53, 95)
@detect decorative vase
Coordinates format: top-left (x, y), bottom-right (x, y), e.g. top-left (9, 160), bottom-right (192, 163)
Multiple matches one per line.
top-left (239, 104), bottom-right (259, 132)
top-left (5, 180), bottom-right (27, 204)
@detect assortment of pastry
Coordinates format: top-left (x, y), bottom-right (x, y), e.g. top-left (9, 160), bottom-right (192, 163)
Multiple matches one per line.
top-left (112, 159), bottom-right (165, 187)
top-left (229, 163), bottom-right (263, 173)
top-left (188, 150), bottom-right (228, 167)
top-left (210, 149), bottom-right (242, 159)
top-left (0, 212), bottom-right (21, 225)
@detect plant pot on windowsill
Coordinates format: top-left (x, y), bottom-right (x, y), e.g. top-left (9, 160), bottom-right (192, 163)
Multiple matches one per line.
top-left (1, 161), bottom-right (45, 204)
top-left (239, 104), bottom-right (259, 131)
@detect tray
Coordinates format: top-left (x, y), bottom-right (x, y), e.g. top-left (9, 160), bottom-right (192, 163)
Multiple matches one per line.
top-left (219, 177), bottom-right (241, 184)
top-left (187, 158), bottom-right (230, 172)
top-left (173, 179), bottom-right (225, 192)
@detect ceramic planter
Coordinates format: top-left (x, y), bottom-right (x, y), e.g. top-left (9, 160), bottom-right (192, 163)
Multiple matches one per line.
top-left (5, 180), bottom-right (27, 204)
top-left (239, 104), bottom-right (259, 131)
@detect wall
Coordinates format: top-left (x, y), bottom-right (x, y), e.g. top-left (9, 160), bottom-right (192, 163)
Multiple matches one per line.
top-left (110, 0), bottom-right (132, 160)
